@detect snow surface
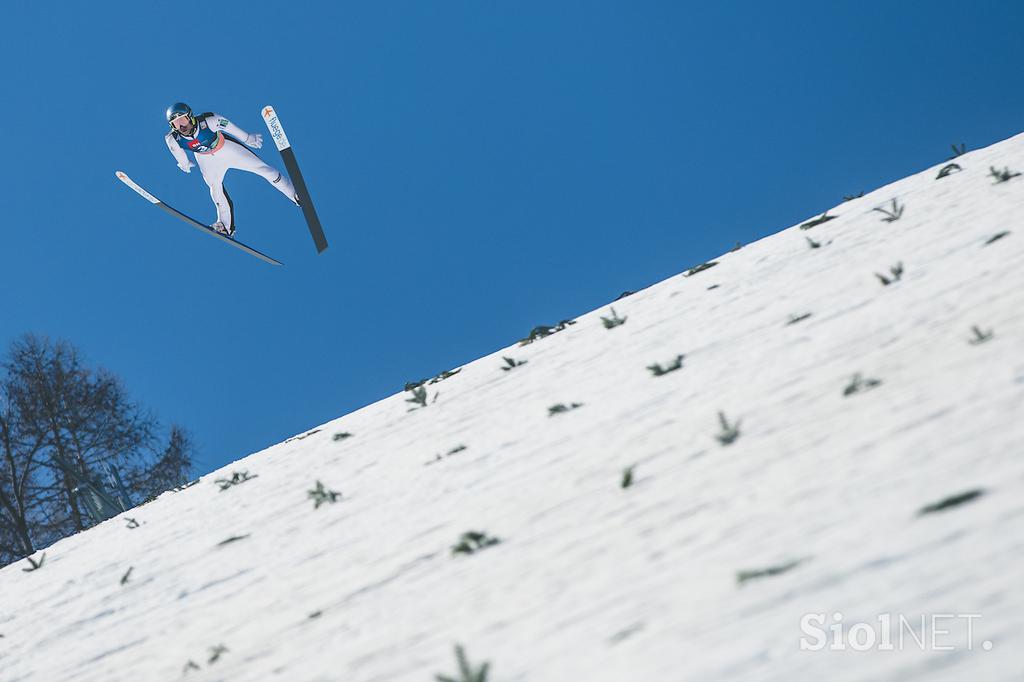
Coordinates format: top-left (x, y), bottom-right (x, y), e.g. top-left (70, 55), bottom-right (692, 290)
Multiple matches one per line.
top-left (2, 135), bottom-right (1023, 682)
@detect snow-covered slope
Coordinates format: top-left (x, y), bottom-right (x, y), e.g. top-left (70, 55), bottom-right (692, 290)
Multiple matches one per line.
top-left (2, 134), bottom-right (1023, 682)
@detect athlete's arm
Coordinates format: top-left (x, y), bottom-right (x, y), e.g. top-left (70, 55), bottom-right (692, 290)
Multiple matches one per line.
top-left (207, 113), bottom-right (263, 149)
top-left (165, 132), bottom-right (194, 173)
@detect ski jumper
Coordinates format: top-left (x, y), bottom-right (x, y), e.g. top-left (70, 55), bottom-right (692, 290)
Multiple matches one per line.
top-left (165, 113), bottom-right (296, 230)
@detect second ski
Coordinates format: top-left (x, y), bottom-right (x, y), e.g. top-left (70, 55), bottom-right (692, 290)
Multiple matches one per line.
top-left (262, 105), bottom-right (328, 254)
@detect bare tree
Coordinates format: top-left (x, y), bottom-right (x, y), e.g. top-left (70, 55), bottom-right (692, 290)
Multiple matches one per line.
top-left (0, 334), bottom-right (195, 565)
top-left (0, 381), bottom-right (47, 564)
top-left (131, 424), bottom-right (194, 501)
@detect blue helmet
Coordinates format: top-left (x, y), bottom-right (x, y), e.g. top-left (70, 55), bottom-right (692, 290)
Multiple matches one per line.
top-left (166, 102), bottom-right (196, 133)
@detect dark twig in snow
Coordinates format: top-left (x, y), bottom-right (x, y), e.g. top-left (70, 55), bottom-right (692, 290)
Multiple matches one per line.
top-left (217, 534), bottom-right (251, 547)
top-left (22, 553), bottom-right (45, 572)
top-left (716, 412), bottom-right (741, 445)
top-left (601, 307), bottom-right (628, 329)
top-left (872, 199), bottom-right (904, 223)
top-left (786, 313), bottom-right (812, 326)
top-left (876, 262), bottom-right (904, 286)
top-left (918, 489), bottom-right (985, 516)
top-left (686, 261), bottom-right (718, 276)
top-left (518, 320), bottom-right (576, 346)
top-left (800, 211), bottom-right (836, 230)
top-left (843, 373), bottom-right (883, 397)
top-left (406, 386), bottom-right (429, 410)
top-left (737, 559), bottom-right (804, 586)
top-left (984, 231), bottom-right (1010, 245)
top-left (500, 357), bottom-right (527, 372)
top-left (308, 481), bottom-right (341, 509)
top-left (968, 326), bottom-right (994, 345)
top-left (548, 403), bottom-right (584, 416)
top-left (989, 166), bottom-right (1021, 183)
top-left (435, 644), bottom-right (491, 682)
top-left (647, 355), bottom-right (684, 377)
top-left (451, 531), bottom-right (501, 556)
top-left (215, 471), bottom-right (258, 491)
top-left (621, 466), bottom-right (636, 489)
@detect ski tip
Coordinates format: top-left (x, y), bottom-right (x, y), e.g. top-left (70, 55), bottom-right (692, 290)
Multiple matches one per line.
top-left (261, 105), bottom-right (291, 152)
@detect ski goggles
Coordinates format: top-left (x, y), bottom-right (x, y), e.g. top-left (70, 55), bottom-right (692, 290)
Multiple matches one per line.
top-left (169, 113), bottom-right (193, 129)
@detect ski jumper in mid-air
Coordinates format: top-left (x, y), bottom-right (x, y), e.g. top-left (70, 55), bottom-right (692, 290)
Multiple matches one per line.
top-left (164, 102), bottom-right (298, 237)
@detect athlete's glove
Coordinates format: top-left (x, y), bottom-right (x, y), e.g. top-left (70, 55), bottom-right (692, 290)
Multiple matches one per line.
top-left (178, 161), bottom-right (195, 174)
top-left (245, 133), bottom-right (264, 149)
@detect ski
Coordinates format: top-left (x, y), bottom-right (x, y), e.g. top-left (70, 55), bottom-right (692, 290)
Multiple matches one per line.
top-left (115, 171), bottom-right (283, 266)
top-left (261, 105), bottom-right (329, 253)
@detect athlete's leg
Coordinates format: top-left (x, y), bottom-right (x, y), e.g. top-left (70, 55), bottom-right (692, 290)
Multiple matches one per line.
top-left (219, 139), bottom-right (298, 203)
top-left (194, 152), bottom-right (234, 229)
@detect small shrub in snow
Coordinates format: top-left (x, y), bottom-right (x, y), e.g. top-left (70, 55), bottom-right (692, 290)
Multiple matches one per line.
top-left (500, 356), bottom-right (527, 372)
top-left (949, 143), bottom-right (967, 159)
top-left (685, 261), bottom-right (718, 276)
top-left (806, 236), bottom-right (822, 249)
top-left (601, 307), bottom-right (627, 329)
top-left (786, 313), bottom-right (812, 326)
top-left (121, 567), bottom-right (133, 585)
top-left (208, 644), bottom-right (229, 664)
top-left (985, 231), bottom-right (1010, 245)
top-left (716, 412), bottom-right (741, 445)
top-left (436, 644), bottom-right (490, 682)
top-left (21, 553), bottom-right (45, 573)
top-left (918, 489), bottom-right (985, 516)
top-left (406, 386), bottom-right (429, 410)
top-left (125, 518), bottom-right (140, 529)
top-left (518, 320), bottom-right (576, 346)
top-left (333, 432), bottom-right (353, 442)
top-left (872, 199), bottom-right (904, 223)
top-left (968, 326), bottom-right (994, 345)
top-left (937, 163), bottom-right (962, 179)
top-left (173, 479), bottom-right (200, 492)
top-left (431, 368), bottom-right (462, 383)
top-left (451, 531), bottom-right (501, 556)
top-left (215, 471), bottom-right (258, 491)
top-left (737, 559), bottom-right (803, 586)
top-left (730, 241), bottom-right (743, 252)
top-left (843, 373), bottom-right (882, 397)
top-left (989, 166), bottom-right (1021, 183)
top-left (647, 355), bottom-right (684, 376)
top-left (548, 402), bottom-right (584, 416)
top-left (405, 368), bottom-right (462, 392)
top-left (288, 428), bottom-right (321, 442)
top-left (800, 211), bottom-right (836, 229)
top-left (308, 481), bottom-right (341, 509)
top-left (621, 465), bottom-right (636, 489)
top-left (876, 262), bottom-right (904, 286)
top-left (183, 661), bottom-right (200, 673)
top-left (615, 290), bottom-right (635, 301)
top-left (842, 191), bottom-right (865, 202)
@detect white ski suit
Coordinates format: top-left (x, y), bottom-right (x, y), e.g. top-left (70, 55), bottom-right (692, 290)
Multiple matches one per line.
top-left (165, 113), bottom-right (296, 230)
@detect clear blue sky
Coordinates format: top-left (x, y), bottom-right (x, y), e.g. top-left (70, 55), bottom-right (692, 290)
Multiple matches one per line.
top-left (2, 1), bottom-right (1021, 475)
